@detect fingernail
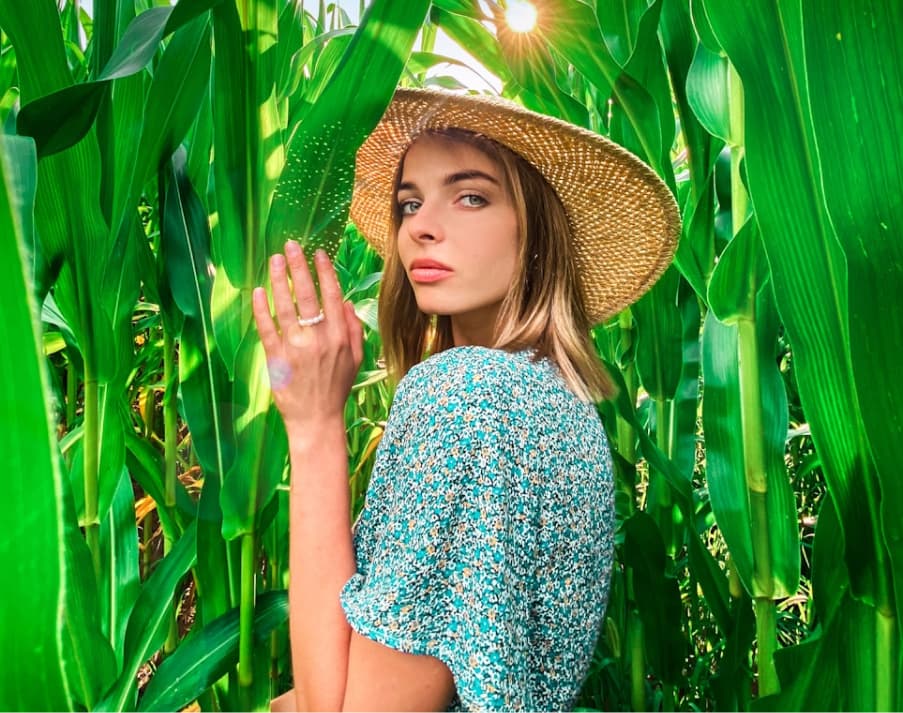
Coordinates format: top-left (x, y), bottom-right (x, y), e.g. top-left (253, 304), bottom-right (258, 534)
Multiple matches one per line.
top-left (315, 249), bottom-right (328, 262)
top-left (285, 240), bottom-right (301, 256)
top-left (271, 253), bottom-right (285, 268)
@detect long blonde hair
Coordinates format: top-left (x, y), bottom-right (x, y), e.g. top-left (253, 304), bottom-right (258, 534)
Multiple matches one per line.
top-left (378, 128), bottom-right (617, 403)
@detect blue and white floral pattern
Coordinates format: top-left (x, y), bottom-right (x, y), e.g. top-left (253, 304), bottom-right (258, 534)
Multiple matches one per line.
top-left (340, 346), bottom-right (615, 711)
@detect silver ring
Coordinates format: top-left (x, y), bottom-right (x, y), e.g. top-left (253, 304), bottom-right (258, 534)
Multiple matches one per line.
top-left (298, 310), bottom-right (325, 327)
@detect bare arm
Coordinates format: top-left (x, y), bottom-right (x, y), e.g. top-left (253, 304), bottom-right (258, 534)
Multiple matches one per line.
top-left (254, 242), bottom-right (455, 712)
top-left (286, 420), bottom-right (356, 711)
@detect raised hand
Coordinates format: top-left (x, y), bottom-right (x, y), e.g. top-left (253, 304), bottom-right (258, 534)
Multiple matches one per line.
top-left (252, 240), bottom-right (364, 437)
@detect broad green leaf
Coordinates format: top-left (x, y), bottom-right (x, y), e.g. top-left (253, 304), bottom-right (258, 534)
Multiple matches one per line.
top-left (0, 133), bottom-right (115, 710)
top-left (707, 217), bottom-right (768, 322)
top-left (672, 177), bottom-right (716, 300)
top-left (700, 0), bottom-right (883, 610)
top-left (99, 465), bottom-right (141, 670)
top-left (160, 146), bottom-right (213, 325)
top-left (159, 149), bottom-right (237, 485)
top-left (595, 0), bottom-right (653, 67)
top-left (0, 133), bottom-right (72, 710)
top-left (1, 132), bottom-right (38, 284)
top-left (804, 0), bottom-right (903, 628)
top-left (602, 357), bottom-right (732, 634)
top-left (685, 43), bottom-right (731, 143)
top-left (623, 512), bottom-right (687, 684)
top-left (209, 0), bottom-right (284, 290)
top-left (754, 502), bottom-right (878, 711)
top-left (98, 522), bottom-right (198, 712)
top-left (632, 266), bottom-right (682, 401)
top-left (267, 0), bottom-right (433, 254)
top-left (137, 590), bottom-right (288, 712)
top-left (103, 13), bottom-right (213, 340)
top-left (660, 0), bottom-right (723, 300)
top-left (220, 333), bottom-right (286, 540)
top-left (15, 0), bottom-right (221, 157)
top-left (702, 281), bottom-right (800, 598)
top-left (92, 0), bottom-right (139, 224)
top-left (612, 0), bottom-right (674, 181)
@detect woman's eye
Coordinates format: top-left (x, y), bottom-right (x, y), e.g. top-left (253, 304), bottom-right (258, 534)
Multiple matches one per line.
top-left (460, 194), bottom-right (487, 207)
top-left (398, 200), bottom-right (421, 216)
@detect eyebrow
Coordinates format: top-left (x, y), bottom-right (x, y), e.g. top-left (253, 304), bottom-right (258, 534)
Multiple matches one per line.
top-left (397, 169), bottom-right (501, 193)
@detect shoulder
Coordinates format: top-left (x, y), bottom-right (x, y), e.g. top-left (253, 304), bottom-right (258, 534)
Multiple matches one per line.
top-left (394, 346), bottom-right (554, 414)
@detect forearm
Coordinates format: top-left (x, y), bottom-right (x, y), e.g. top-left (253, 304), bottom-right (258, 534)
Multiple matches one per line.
top-left (287, 417), bottom-right (356, 711)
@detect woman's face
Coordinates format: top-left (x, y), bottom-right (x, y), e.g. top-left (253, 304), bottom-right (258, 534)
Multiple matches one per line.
top-left (395, 135), bottom-right (519, 346)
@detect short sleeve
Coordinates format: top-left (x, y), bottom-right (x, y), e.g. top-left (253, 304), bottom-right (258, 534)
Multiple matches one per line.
top-left (339, 358), bottom-right (536, 711)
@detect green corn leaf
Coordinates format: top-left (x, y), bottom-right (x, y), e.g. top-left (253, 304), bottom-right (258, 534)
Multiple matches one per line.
top-left (699, 0), bottom-right (890, 615)
top-left (103, 12), bottom-right (213, 342)
top-left (623, 511), bottom-right (688, 684)
top-left (92, 0), bottom-right (139, 225)
top-left (208, 0), bottom-right (284, 291)
top-left (672, 177), bottom-right (716, 301)
top-left (0, 133), bottom-right (72, 711)
top-left (137, 590), bottom-right (288, 712)
top-left (0, 133), bottom-right (115, 710)
top-left (602, 357), bottom-right (732, 634)
top-left (99, 466), bottom-right (141, 670)
top-left (595, 0), bottom-right (650, 67)
top-left (195, 458), bottom-right (242, 627)
top-left (610, 0), bottom-right (674, 181)
top-left (659, 0), bottom-right (722, 303)
top-left (701, 301), bottom-right (800, 599)
top-left (671, 290), bottom-right (702, 483)
top-left (97, 522), bottom-right (198, 712)
top-left (159, 148), bottom-right (237, 533)
top-left (685, 43), bottom-right (732, 144)
top-left (538, 0), bottom-right (666, 176)
top-left (632, 266), bottom-right (682, 401)
top-left (431, 6), bottom-right (511, 85)
top-left (15, 0), bottom-right (220, 157)
top-left (753, 502), bottom-right (877, 711)
top-left (123, 430), bottom-right (181, 541)
top-left (803, 0), bottom-right (903, 626)
top-left (707, 217), bottom-right (768, 322)
top-left (267, 0), bottom-right (433, 254)
top-left (220, 333), bottom-right (286, 541)
top-left (66, 386), bottom-right (126, 526)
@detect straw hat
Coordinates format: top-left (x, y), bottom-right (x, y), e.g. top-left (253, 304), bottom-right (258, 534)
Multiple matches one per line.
top-left (350, 88), bottom-right (681, 325)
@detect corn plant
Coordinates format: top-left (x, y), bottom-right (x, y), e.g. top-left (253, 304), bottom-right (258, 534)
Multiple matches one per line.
top-left (1, 0), bottom-right (427, 708)
top-left (2, 0), bottom-right (901, 710)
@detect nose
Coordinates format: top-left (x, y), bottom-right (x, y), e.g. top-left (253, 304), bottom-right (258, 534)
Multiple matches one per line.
top-left (404, 200), bottom-right (444, 244)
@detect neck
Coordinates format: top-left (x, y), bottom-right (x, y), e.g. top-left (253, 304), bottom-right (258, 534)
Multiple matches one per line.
top-left (450, 308), bottom-right (499, 348)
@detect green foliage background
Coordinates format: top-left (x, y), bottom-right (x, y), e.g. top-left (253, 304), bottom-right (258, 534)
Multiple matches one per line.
top-left (0, 0), bottom-right (900, 710)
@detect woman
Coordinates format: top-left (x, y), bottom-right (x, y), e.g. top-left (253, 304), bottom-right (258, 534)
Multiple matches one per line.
top-left (256, 89), bottom-right (680, 711)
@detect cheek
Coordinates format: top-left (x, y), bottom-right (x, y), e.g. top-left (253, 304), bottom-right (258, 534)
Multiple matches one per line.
top-left (482, 215), bottom-right (519, 272)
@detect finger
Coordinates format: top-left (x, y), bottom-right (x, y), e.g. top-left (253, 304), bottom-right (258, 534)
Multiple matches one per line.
top-left (269, 252), bottom-right (299, 334)
top-left (344, 300), bottom-right (364, 368)
top-left (252, 287), bottom-right (282, 356)
top-left (284, 240), bottom-right (321, 320)
top-left (314, 249), bottom-right (346, 325)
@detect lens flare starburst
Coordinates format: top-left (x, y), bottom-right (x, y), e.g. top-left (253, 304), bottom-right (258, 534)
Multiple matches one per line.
top-left (505, 0), bottom-right (538, 33)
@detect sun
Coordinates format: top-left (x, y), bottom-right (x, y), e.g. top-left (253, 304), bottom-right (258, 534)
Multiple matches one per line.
top-left (504, 0), bottom-right (538, 33)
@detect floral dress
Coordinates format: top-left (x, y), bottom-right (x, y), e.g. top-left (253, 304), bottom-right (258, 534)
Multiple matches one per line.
top-left (339, 346), bottom-right (615, 711)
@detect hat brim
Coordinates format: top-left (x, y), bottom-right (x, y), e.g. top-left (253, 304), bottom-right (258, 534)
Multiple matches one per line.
top-left (349, 88), bottom-right (681, 325)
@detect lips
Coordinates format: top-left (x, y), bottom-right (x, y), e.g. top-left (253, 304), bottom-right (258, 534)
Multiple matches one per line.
top-left (409, 258), bottom-right (453, 284)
